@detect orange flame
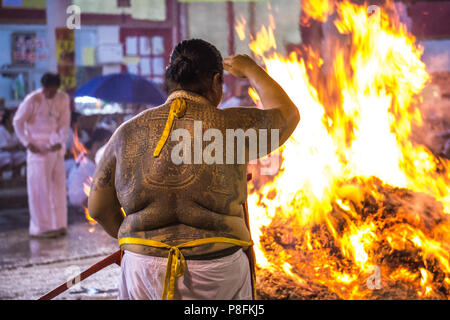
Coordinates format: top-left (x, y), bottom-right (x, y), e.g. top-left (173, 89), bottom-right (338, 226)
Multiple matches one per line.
top-left (248, 87), bottom-right (261, 107)
top-left (82, 176), bottom-right (127, 230)
top-left (301, 0), bottom-right (335, 24)
top-left (71, 127), bottom-right (88, 162)
top-left (235, 15), bottom-right (247, 41)
top-left (83, 177), bottom-right (96, 230)
top-left (249, 25), bottom-right (277, 58)
top-left (241, 0), bottom-right (450, 299)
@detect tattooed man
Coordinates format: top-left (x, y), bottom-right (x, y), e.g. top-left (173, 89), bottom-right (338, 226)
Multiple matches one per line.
top-left (88, 39), bottom-right (300, 300)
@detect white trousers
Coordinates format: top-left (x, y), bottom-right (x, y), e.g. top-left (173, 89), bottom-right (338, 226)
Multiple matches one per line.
top-left (119, 249), bottom-right (252, 300)
top-left (27, 150), bottom-right (67, 235)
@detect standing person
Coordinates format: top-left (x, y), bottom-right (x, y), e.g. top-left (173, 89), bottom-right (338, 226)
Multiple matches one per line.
top-left (88, 39), bottom-right (300, 300)
top-left (13, 73), bottom-right (71, 238)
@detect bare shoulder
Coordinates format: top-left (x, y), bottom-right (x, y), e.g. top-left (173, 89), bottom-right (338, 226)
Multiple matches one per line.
top-left (93, 119), bottom-right (130, 190)
top-left (218, 106), bottom-right (285, 129)
top-left (108, 103), bottom-right (169, 171)
top-left (118, 105), bottom-right (168, 133)
top-left (113, 107), bottom-right (153, 138)
top-left (110, 105), bottom-right (173, 177)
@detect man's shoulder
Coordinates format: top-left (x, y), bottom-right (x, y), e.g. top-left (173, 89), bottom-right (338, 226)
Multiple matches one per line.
top-left (110, 114), bottom-right (139, 143)
top-left (23, 89), bottom-right (42, 105)
top-left (121, 105), bottom-right (166, 128)
top-left (219, 97), bottom-right (242, 109)
top-left (57, 90), bottom-right (70, 102)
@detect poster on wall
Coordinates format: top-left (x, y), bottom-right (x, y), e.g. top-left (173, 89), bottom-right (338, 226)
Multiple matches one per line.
top-left (11, 32), bottom-right (36, 67)
top-left (56, 28), bottom-right (76, 94)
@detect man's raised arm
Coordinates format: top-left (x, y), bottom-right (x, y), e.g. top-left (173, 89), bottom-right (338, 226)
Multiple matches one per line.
top-left (222, 54), bottom-right (300, 152)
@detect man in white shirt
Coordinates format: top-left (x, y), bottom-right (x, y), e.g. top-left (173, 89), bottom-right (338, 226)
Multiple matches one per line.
top-left (13, 73), bottom-right (71, 238)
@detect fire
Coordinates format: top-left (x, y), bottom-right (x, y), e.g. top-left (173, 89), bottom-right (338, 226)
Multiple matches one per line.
top-left (84, 207), bottom-right (96, 224)
top-left (83, 176), bottom-right (93, 197)
top-left (301, 0), bottom-right (334, 23)
top-left (71, 127), bottom-right (96, 231)
top-left (249, 25), bottom-right (277, 58)
top-left (235, 15), bottom-right (247, 41)
top-left (71, 127), bottom-right (88, 162)
top-left (82, 177), bottom-right (127, 232)
top-left (82, 177), bottom-right (96, 232)
top-left (239, 0), bottom-right (450, 299)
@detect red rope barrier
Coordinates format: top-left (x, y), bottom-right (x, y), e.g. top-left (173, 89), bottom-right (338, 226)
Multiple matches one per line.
top-left (38, 250), bottom-right (122, 300)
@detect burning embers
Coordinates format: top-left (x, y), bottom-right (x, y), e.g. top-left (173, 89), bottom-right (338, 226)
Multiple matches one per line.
top-left (252, 176), bottom-right (449, 299)
top-left (241, 0), bottom-right (449, 299)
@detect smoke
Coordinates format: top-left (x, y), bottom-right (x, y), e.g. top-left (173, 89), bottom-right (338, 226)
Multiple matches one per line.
top-left (412, 81), bottom-right (450, 159)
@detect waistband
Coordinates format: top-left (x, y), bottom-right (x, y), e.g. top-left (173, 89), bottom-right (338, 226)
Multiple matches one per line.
top-left (118, 236), bottom-right (253, 300)
top-left (122, 244), bottom-right (241, 260)
top-left (185, 245), bottom-right (241, 260)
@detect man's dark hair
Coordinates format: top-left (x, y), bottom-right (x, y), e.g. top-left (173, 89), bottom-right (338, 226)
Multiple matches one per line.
top-left (164, 39), bottom-right (223, 96)
top-left (41, 73), bottom-right (61, 88)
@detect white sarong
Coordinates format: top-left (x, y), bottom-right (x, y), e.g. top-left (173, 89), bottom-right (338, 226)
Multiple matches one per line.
top-left (13, 89), bottom-right (70, 236)
top-left (118, 249), bottom-right (252, 300)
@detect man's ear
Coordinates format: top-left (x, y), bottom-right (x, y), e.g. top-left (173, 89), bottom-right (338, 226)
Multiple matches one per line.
top-left (212, 73), bottom-right (223, 93)
top-left (210, 73), bottom-right (223, 106)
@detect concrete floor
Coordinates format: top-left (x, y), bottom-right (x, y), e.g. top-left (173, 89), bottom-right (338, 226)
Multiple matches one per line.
top-left (0, 206), bottom-right (120, 300)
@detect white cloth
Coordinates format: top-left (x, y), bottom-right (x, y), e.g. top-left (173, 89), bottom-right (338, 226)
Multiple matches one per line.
top-left (13, 88), bottom-right (70, 235)
top-left (26, 150), bottom-right (68, 235)
top-left (95, 144), bottom-right (107, 165)
top-left (119, 249), bottom-right (252, 300)
top-left (67, 155), bottom-right (96, 206)
top-left (65, 158), bottom-right (76, 178)
top-left (0, 125), bottom-right (25, 167)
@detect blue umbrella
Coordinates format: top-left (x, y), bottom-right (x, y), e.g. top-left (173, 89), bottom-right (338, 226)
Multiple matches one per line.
top-left (74, 73), bottom-right (167, 105)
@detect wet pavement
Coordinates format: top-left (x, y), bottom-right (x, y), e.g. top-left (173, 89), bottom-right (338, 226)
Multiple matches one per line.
top-left (0, 205), bottom-right (121, 300)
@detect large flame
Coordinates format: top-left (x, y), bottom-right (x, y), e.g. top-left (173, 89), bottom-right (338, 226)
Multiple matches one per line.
top-left (241, 0), bottom-right (449, 299)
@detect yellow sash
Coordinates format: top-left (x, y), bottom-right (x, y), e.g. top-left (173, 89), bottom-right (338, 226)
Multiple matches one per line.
top-left (153, 98), bottom-right (187, 158)
top-left (119, 237), bottom-right (254, 300)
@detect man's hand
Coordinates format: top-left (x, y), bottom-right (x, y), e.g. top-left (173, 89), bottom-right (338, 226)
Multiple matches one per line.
top-left (223, 54), bottom-right (262, 78)
top-left (223, 53), bottom-right (300, 148)
top-left (27, 143), bottom-right (46, 154)
top-left (49, 143), bottom-right (62, 152)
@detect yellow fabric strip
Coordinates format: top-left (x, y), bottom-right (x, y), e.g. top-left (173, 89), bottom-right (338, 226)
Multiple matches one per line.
top-left (153, 98), bottom-right (187, 158)
top-left (119, 236), bottom-right (253, 300)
